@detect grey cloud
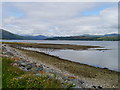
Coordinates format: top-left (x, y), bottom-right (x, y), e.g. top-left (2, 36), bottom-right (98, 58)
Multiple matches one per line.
top-left (2, 2), bottom-right (118, 36)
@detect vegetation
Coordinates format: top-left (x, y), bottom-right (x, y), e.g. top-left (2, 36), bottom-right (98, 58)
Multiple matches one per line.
top-left (97, 36), bottom-right (120, 41)
top-left (2, 57), bottom-right (62, 88)
top-left (0, 57), bottom-right (2, 89)
top-left (1, 29), bottom-right (24, 40)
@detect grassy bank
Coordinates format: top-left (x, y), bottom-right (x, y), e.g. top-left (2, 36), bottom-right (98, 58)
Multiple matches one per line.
top-left (2, 57), bottom-right (62, 88)
top-left (2, 42), bottom-right (102, 50)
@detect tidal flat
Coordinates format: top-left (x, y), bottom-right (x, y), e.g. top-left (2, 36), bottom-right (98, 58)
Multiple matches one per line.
top-left (2, 42), bottom-right (102, 50)
top-left (2, 42), bottom-right (119, 88)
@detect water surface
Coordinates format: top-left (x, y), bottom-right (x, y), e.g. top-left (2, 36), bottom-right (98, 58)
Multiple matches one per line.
top-left (1, 40), bottom-right (119, 71)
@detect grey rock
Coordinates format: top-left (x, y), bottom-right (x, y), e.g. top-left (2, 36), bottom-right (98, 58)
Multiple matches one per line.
top-left (26, 65), bottom-right (32, 70)
top-left (35, 73), bottom-right (42, 76)
top-left (98, 86), bottom-right (103, 89)
top-left (5, 52), bottom-right (14, 56)
top-left (20, 62), bottom-right (27, 67)
top-left (36, 67), bottom-right (43, 71)
top-left (92, 85), bottom-right (96, 88)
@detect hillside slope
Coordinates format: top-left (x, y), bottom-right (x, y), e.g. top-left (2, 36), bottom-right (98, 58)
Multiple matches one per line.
top-left (0, 29), bottom-right (47, 40)
top-left (0, 29), bottom-right (24, 40)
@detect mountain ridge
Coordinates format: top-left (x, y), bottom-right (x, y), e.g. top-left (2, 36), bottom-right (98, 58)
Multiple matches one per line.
top-left (0, 29), bottom-right (119, 41)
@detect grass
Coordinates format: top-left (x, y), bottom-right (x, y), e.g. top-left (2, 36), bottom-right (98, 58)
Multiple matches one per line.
top-left (2, 57), bottom-right (62, 88)
top-left (0, 57), bottom-right (2, 89)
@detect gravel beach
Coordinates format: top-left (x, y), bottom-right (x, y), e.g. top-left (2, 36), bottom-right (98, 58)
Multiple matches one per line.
top-left (1, 43), bottom-right (119, 88)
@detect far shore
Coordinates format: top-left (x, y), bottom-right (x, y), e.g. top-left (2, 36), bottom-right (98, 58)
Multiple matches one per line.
top-left (1, 42), bottom-right (119, 88)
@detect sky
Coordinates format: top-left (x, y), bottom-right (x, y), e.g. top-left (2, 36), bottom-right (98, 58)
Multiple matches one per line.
top-left (1, 2), bottom-right (118, 36)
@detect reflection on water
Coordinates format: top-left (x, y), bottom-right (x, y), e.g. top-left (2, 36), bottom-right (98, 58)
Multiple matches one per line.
top-left (2, 40), bottom-right (119, 72)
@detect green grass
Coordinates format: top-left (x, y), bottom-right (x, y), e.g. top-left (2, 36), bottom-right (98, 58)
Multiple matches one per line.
top-left (0, 57), bottom-right (2, 89)
top-left (2, 57), bottom-right (62, 88)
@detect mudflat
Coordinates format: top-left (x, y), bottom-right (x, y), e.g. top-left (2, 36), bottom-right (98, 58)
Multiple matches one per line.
top-left (2, 42), bottom-right (102, 50)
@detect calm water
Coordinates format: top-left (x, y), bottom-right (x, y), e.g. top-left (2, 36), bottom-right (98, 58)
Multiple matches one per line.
top-left (1, 40), bottom-right (119, 72)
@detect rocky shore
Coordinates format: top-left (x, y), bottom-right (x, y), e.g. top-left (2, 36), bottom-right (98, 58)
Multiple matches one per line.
top-left (1, 43), bottom-right (119, 89)
top-left (1, 44), bottom-right (85, 88)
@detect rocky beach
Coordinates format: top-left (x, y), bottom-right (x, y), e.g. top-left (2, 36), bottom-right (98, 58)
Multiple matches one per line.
top-left (1, 42), bottom-right (119, 89)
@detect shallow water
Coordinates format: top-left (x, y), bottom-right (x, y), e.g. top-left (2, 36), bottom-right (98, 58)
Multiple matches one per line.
top-left (1, 40), bottom-right (119, 72)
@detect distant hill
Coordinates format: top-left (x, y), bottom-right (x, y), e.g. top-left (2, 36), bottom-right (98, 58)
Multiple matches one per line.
top-left (45, 36), bottom-right (98, 40)
top-left (103, 34), bottom-right (120, 37)
top-left (1, 29), bottom-right (119, 41)
top-left (22, 35), bottom-right (47, 40)
top-left (97, 36), bottom-right (120, 41)
top-left (0, 29), bottom-right (24, 40)
top-left (45, 34), bottom-right (120, 41)
top-left (0, 29), bottom-right (47, 40)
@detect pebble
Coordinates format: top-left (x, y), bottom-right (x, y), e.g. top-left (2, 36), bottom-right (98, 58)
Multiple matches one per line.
top-left (92, 86), bottom-right (96, 88)
top-left (98, 86), bottom-right (103, 89)
top-left (12, 63), bottom-right (19, 66)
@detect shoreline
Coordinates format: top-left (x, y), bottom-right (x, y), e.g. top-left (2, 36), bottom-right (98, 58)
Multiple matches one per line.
top-left (20, 48), bottom-right (117, 72)
top-left (3, 42), bottom-right (116, 72)
top-left (16, 47), bottom-right (119, 88)
top-left (1, 42), bottom-right (119, 88)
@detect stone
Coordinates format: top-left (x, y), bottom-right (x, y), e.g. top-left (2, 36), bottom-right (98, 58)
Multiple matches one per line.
top-left (20, 62), bottom-right (27, 67)
top-left (12, 63), bottom-right (19, 66)
top-left (92, 85), bottom-right (96, 88)
top-left (62, 76), bottom-right (68, 80)
top-left (19, 66), bottom-right (25, 70)
top-left (98, 86), bottom-right (103, 89)
top-left (17, 77), bottom-right (22, 79)
top-left (5, 52), bottom-right (14, 56)
top-left (31, 67), bottom-right (37, 72)
top-left (36, 63), bottom-right (40, 67)
top-left (36, 66), bottom-right (44, 71)
top-left (26, 65), bottom-right (32, 70)
top-left (35, 73), bottom-right (42, 76)
top-left (79, 80), bottom-right (84, 84)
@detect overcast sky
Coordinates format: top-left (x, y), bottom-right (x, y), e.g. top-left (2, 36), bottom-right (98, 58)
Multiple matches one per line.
top-left (2, 2), bottom-right (118, 36)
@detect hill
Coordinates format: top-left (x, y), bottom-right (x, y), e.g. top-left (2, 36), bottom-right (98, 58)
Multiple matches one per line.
top-left (1, 29), bottom-right (119, 41)
top-left (97, 36), bottom-right (120, 41)
top-left (0, 29), bottom-right (24, 40)
top-left (0, 29), bottom-right (47, 40)
top-left (45, 34), bottom-right (120, 41)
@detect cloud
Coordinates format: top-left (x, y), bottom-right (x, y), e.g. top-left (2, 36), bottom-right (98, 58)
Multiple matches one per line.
top-left (2, 2), bottom-right (118, 36)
